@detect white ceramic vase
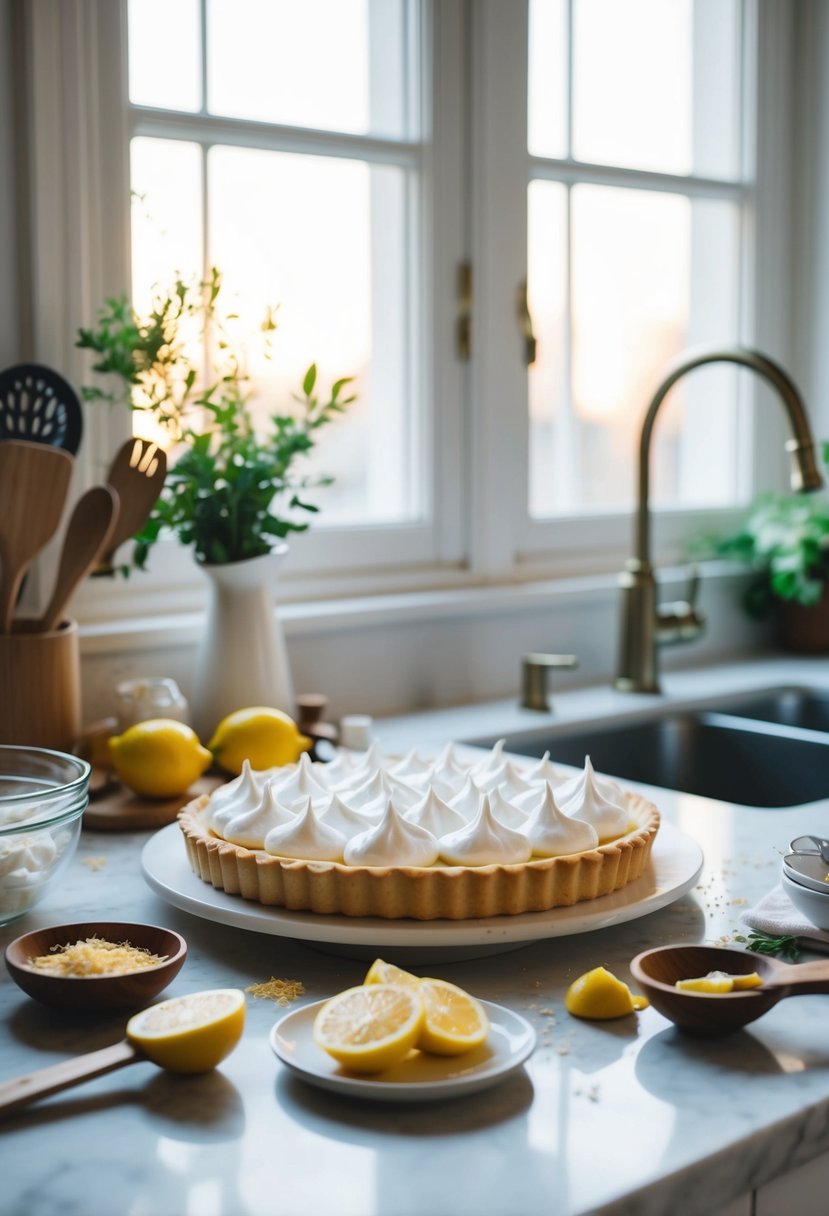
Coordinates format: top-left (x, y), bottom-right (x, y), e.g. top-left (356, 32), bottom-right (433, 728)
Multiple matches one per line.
top-left (191, 545), bottom-right (294, 741)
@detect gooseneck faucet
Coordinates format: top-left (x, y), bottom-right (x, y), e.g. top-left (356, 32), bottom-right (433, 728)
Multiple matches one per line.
top-left (615, 345), bottom-right (824, 693)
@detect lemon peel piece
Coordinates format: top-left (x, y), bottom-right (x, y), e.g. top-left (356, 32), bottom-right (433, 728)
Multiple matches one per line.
top-left (565, 966), bottom-right (644, 1020)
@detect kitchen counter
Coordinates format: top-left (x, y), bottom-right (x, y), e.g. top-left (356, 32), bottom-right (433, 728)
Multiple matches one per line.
top-left (3, 655), bottom-right (829, 1216)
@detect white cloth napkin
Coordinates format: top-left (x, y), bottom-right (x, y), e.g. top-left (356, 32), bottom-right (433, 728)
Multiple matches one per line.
top-left (740, 884), bottom-right (829, 950)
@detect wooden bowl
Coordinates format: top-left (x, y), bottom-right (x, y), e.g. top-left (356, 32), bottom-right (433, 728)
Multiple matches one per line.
top-left (630, 944), bottom-right (784, 1036)
top-left (4, 921), bottom-right (187, 1012)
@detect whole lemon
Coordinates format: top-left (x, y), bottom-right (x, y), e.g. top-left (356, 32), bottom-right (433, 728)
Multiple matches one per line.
top-left (109, 719), bottom-right (213, 799)
top-left (209, 707), bottom-right (311, 775)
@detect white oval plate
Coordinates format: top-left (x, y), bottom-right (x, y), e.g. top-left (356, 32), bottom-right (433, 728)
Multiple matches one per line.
top-left (270, 997), bottom-right (536, 1103)
top-left (141, 821), bottom-right (702, 957)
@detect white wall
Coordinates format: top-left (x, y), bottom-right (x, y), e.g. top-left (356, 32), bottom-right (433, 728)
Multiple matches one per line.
top-left (0, 0), bottom-right (22, 365)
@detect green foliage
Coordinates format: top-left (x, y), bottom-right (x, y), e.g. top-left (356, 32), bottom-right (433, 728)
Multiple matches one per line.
top-left (77, 271), bottom-right (355, 567)
top-left (694, 443), bottom-right (829, 616)
top-left (733, 931), bottom-right (801, 961)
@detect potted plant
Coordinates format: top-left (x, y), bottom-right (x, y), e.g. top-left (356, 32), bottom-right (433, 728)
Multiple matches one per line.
top-left (77, 269), bottom-right (355, 731)
top-left (698, 442), bottom-right (829, 652)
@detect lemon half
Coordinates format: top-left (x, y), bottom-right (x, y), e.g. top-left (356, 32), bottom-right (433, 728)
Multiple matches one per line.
top-left (126, 988), bottom-right (246, 1073)
top-left (313, 984), bottom-right (424, 1073)
top-left (417, 978), bottom-right (490, 1055)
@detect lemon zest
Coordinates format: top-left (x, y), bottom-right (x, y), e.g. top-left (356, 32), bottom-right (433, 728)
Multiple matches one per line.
top-left (245, 977), bottom-right (306, 1006)
top-left (28, 936), bottom-right (167, 977)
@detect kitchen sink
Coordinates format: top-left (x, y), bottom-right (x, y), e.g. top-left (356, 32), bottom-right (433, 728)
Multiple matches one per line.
top-left (467, 708), bottom-right (829, 808)
top-left (713, 687), bottom-right (829, 733)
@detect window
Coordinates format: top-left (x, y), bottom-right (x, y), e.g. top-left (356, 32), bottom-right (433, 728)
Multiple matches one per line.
top-left (24, 0), bottom-right (786, 619)
top-left (526, 0), bottom-right (746, 525)
top-left (126, 0), bottom-right (454, 580)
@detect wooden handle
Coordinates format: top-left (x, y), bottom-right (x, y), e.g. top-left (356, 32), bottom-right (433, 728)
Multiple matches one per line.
top-left (766, 958), bottom-right (829, 995)
top-left (37, 485), bottom-right (119, 632)
top-left (0, 1039), bottom-right (140, 1118)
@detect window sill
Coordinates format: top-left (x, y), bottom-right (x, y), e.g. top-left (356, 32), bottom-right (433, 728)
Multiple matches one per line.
top-left (77, 559), bottom-right (750, 655)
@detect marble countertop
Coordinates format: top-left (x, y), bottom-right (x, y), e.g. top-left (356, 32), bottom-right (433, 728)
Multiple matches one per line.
top-left (3, 655), bottom-right (829, 1216)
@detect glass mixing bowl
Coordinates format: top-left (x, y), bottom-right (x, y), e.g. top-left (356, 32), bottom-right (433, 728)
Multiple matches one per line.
top-left (0, 746), bottom-right (91, 926)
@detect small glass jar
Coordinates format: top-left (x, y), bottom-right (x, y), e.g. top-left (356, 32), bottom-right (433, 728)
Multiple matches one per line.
top-left (116, 677), bottom-right (190, 730)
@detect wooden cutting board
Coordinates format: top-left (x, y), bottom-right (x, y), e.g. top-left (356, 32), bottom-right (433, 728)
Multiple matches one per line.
top-left (83, 773), bottom-right (225, 832)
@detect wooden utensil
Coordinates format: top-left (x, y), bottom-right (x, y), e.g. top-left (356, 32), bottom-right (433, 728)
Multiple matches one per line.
top-left (35, 485), bottom-right (119, 632)
top-left (97, 438), bottom-right (167, 573)
top-left (4, 922), bottom-right (186, 1012)
top-left (0, 363), bottom-right (83, 454)
top-left (0, 440), bottom-right (74, 631)
top-left (0, 984), bottom-right (243, 1119)
top-left (630, 944), bottom-right (829, 1036)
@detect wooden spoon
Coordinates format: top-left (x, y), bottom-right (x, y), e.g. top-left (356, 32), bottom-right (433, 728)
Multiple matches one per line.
top-left (0, 987), bottom-right (244, 1118)
top-left (35, 485), bottom-right (119, 632)
top-left (630, 944), bottom-right (829, 1036)
top-left (0, 440), bottom-right (74, 631)
top-left (97, 438), bottom-right (167, 573)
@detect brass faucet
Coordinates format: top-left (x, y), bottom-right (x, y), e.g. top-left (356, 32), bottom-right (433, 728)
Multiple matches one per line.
top-left (615, 345), bottom-right (824, 693)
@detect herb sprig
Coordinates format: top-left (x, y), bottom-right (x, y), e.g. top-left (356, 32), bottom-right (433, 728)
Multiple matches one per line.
top-left (77, 270), bottom-right (355, 568)
top-left (734, 931), bottom-right (801, 961)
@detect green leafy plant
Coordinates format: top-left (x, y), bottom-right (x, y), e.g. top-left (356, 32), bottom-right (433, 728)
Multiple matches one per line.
top-left (695, 443), bottom-right (829, 619)
top-left (77, 270), bottom-right (355, 567)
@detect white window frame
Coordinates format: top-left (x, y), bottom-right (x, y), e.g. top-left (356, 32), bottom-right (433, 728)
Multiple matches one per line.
top-left (18, 0), bottom-right (798, 631)
top-left (469, 0), bottom-right (798, 586)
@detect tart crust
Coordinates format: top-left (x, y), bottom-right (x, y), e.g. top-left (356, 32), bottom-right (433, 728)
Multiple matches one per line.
top-left (178, 792), bottom-right (660, 921)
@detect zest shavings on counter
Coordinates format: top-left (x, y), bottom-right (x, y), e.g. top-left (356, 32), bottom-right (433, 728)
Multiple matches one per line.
top-left (245, 977), bottom-right (306, 1006)
top-left (28, 936), bottom-right (168, 977)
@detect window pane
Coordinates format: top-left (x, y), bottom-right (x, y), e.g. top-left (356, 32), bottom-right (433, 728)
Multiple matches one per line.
top-left (207, 146), bottom-right (418, 525)
top-left (128, 0), bottom-right (201, 112)
top-left (528, 0), bottom-right (568, 159)
top-left (572, 0), bottom-right (741, 178)
top-left (529, 183), bottom-right (740, 516)
top-left (207, 0), bottom-right (411, 139)
top-left (527, 180), bottom-right (568, 516)
top-left (130, 138), bottom-right (203, 309)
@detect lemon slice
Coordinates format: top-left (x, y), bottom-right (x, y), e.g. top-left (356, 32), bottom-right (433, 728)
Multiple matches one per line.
top-left (312, 984), bottom-right (424, 1073)
top-left (675, 970), bottom-right (763, 994)
top-left (363, 958), bottom-right (421, 988)
top-left (565, 966), bottom-right (644, 1019)
top-left (417, 978), bottom-right (489, 1055)
top-left (126, 988), bottom-right (246, 1073)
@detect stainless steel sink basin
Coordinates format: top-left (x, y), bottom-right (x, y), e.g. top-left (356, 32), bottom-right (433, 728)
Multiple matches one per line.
top-left (467, 708), bottom-right (829, 808)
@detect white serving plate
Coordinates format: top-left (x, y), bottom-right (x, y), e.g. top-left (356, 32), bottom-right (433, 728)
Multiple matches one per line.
top-left (141, 821), bottom-right (703, 962)
top-left (270, 997), bottom-right (536, 1103)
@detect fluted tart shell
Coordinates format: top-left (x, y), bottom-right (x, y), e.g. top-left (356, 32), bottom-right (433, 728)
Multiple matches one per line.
top-left (177, 792), bottom-right (660, 921)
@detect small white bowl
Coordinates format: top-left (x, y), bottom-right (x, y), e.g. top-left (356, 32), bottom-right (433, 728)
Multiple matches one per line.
top-left (781, 869), bottom-right (829, 933)
top-left (783, 852), bottom-right (829, 896)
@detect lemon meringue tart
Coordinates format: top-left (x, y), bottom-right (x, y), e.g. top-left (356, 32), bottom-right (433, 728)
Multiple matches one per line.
top-left (178, 744), bottom-right (659, 920)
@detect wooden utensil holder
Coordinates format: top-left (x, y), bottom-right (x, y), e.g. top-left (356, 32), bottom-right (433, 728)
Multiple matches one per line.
top-left (0, 619), bottom-right (81, 751)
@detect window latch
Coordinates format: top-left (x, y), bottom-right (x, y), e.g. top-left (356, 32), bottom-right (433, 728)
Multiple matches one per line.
top-left (517, 279), bottom-right (537, 366)
top-left (455, 262), bottom-right (472, 361)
